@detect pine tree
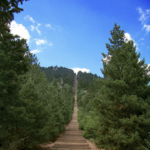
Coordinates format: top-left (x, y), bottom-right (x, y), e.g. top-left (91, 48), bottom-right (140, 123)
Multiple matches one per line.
top-left (93, 23), bottom-right (150, 150)
top-left (0, 0), bottom-right (35, 148)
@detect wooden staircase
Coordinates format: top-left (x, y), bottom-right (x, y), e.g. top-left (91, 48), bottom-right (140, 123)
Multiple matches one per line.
top-left (50, 75), bottom-right (91, 150)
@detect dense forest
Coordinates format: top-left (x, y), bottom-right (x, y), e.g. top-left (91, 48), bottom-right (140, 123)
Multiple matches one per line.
top-left (77, 71), bottom-right (101, 91)
top-left (0, 1), bottom-right (75, 150)
top-left (1, 1), bottom-right (150, 150)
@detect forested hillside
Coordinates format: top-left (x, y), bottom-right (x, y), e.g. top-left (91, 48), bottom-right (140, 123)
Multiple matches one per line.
top-left (40, 66), bottom-right (75, 86)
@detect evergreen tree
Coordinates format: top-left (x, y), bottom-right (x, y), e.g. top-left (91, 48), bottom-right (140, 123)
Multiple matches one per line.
top-left (0, 0), bottom-right (35, 148)
top-left (93, 23), bottom-right (150, 150)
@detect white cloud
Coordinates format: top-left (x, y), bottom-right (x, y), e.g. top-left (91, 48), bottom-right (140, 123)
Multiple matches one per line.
top-left (138, 58), bottom-right (141, 63)
top-left (138, 60), bottom-right (150, 75)
top-left (34, 39), bottom-right (53, 46)
top-left (24, 15), bottom-right (35, 23)
top-left (10, 21), bottom-right (30, 42)
top-left (124, 33), bottom-right (138, 50)
top-left (124, 33), bottom-right (133, 42)
top-left (102, 55), bottom-right (112, 64)
top-left (46, 24), bottom-right (55, 30)
top-left (147, 64), bottom-right (150, 75)
top-left (35, 39), bottom-right (47, 45)
top-left (71, 68), bottom-right (90, 74)
top-left (30, 49), bottom-right (41, 54)
top-left (137, 7), bottom-right (150, 33)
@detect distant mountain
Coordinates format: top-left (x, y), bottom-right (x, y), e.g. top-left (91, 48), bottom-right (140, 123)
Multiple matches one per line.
top-left (40, 66), bottom-right (75, 86)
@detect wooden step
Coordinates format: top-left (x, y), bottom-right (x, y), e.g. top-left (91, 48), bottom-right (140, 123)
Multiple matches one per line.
top-left (52, 144), bottom-right (90, 149)
top-left (50, 77), bottom-right (91, 150)
top-left (51, 148), bottom-right (91, 150)
top-left (58, 139), bottom-right (86, 143)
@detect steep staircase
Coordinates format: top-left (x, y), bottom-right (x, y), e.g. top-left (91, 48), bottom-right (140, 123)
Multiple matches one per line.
top-left (50, 75), bottom-right (91, 150)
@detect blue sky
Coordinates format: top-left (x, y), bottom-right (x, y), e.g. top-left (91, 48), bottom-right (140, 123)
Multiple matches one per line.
top-left (10, 0), bottom-right (150, 77)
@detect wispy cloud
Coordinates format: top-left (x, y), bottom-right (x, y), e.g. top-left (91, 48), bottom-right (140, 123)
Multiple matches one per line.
top-left (10, 21), bottom-right (30, 43)
top-left (30, 49), bottom-right (41, 54)
top-left (30, 25), bottom-right (34, 31)
top-left (34, 38), bottom-right (53, 46)
top-left (24, 15), bottom-right (41, 35)
top-left (124, 33), bottom-right (138, 50)
top-left (35, 39), bottom-right (47, 45)
top-left (143, 24), bottom-right (150, 33)
top-left (24, 15), bottom-right (35, 23)
top-left (45, 24), bottom-right (55, 30)
top-left (137, 7), bottom-right (150, 33)
top-left (71, 68), bottom-right (90, 74)
top-left (35, 23), bottom-right (41, 35)
top-left (30, 23), bottom-right (41, 35)
top-left (139, 38), bottom-right (144, 41)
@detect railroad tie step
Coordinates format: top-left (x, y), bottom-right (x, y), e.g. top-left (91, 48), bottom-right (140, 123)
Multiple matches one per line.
top-left (51, 148), bottom-right (91, 150)
top-left (58, 139), bottom-right (86, 143)
top-left (52, 143), bottom-right (90, 149)
top-left (50, 76), bottom-right (91, 150)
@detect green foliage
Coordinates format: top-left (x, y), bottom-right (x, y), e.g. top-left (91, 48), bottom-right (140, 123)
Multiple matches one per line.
top-left (77, 71), bottom-right (100, 91)
top-left (0, 0), bottom-right (36, 148)
top-left (76, 71), bottom-right (102, 146)
top-left (93, 23), bottom-right (150, 150)
top-left (82, 111), bottom-right (99, 139)
top-left (77, 87), bottom-right (100, 145)
top-left (1, 64), bottom-right (74, 150)
top-left (77, 24), bottom-right (150, 150)
top-left (0, 1), bottom-right (75, 149)
top-left (0, 0), bottom-right (28, 37)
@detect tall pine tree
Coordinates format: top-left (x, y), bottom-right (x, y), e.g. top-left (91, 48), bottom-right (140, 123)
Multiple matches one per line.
top-left (93, 23), bottom-right (150, 150)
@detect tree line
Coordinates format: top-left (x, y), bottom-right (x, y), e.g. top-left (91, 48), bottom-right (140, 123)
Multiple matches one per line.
top-left (0, 1), bottom-right (75, 149)
top-left (77, 24), bottom-right (150, 150)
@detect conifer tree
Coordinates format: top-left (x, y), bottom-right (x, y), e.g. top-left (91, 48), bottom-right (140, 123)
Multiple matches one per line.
top-left (0, 0), bottom-right (35, 148)
top-left (93, 23), bottom-right (150, 150)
